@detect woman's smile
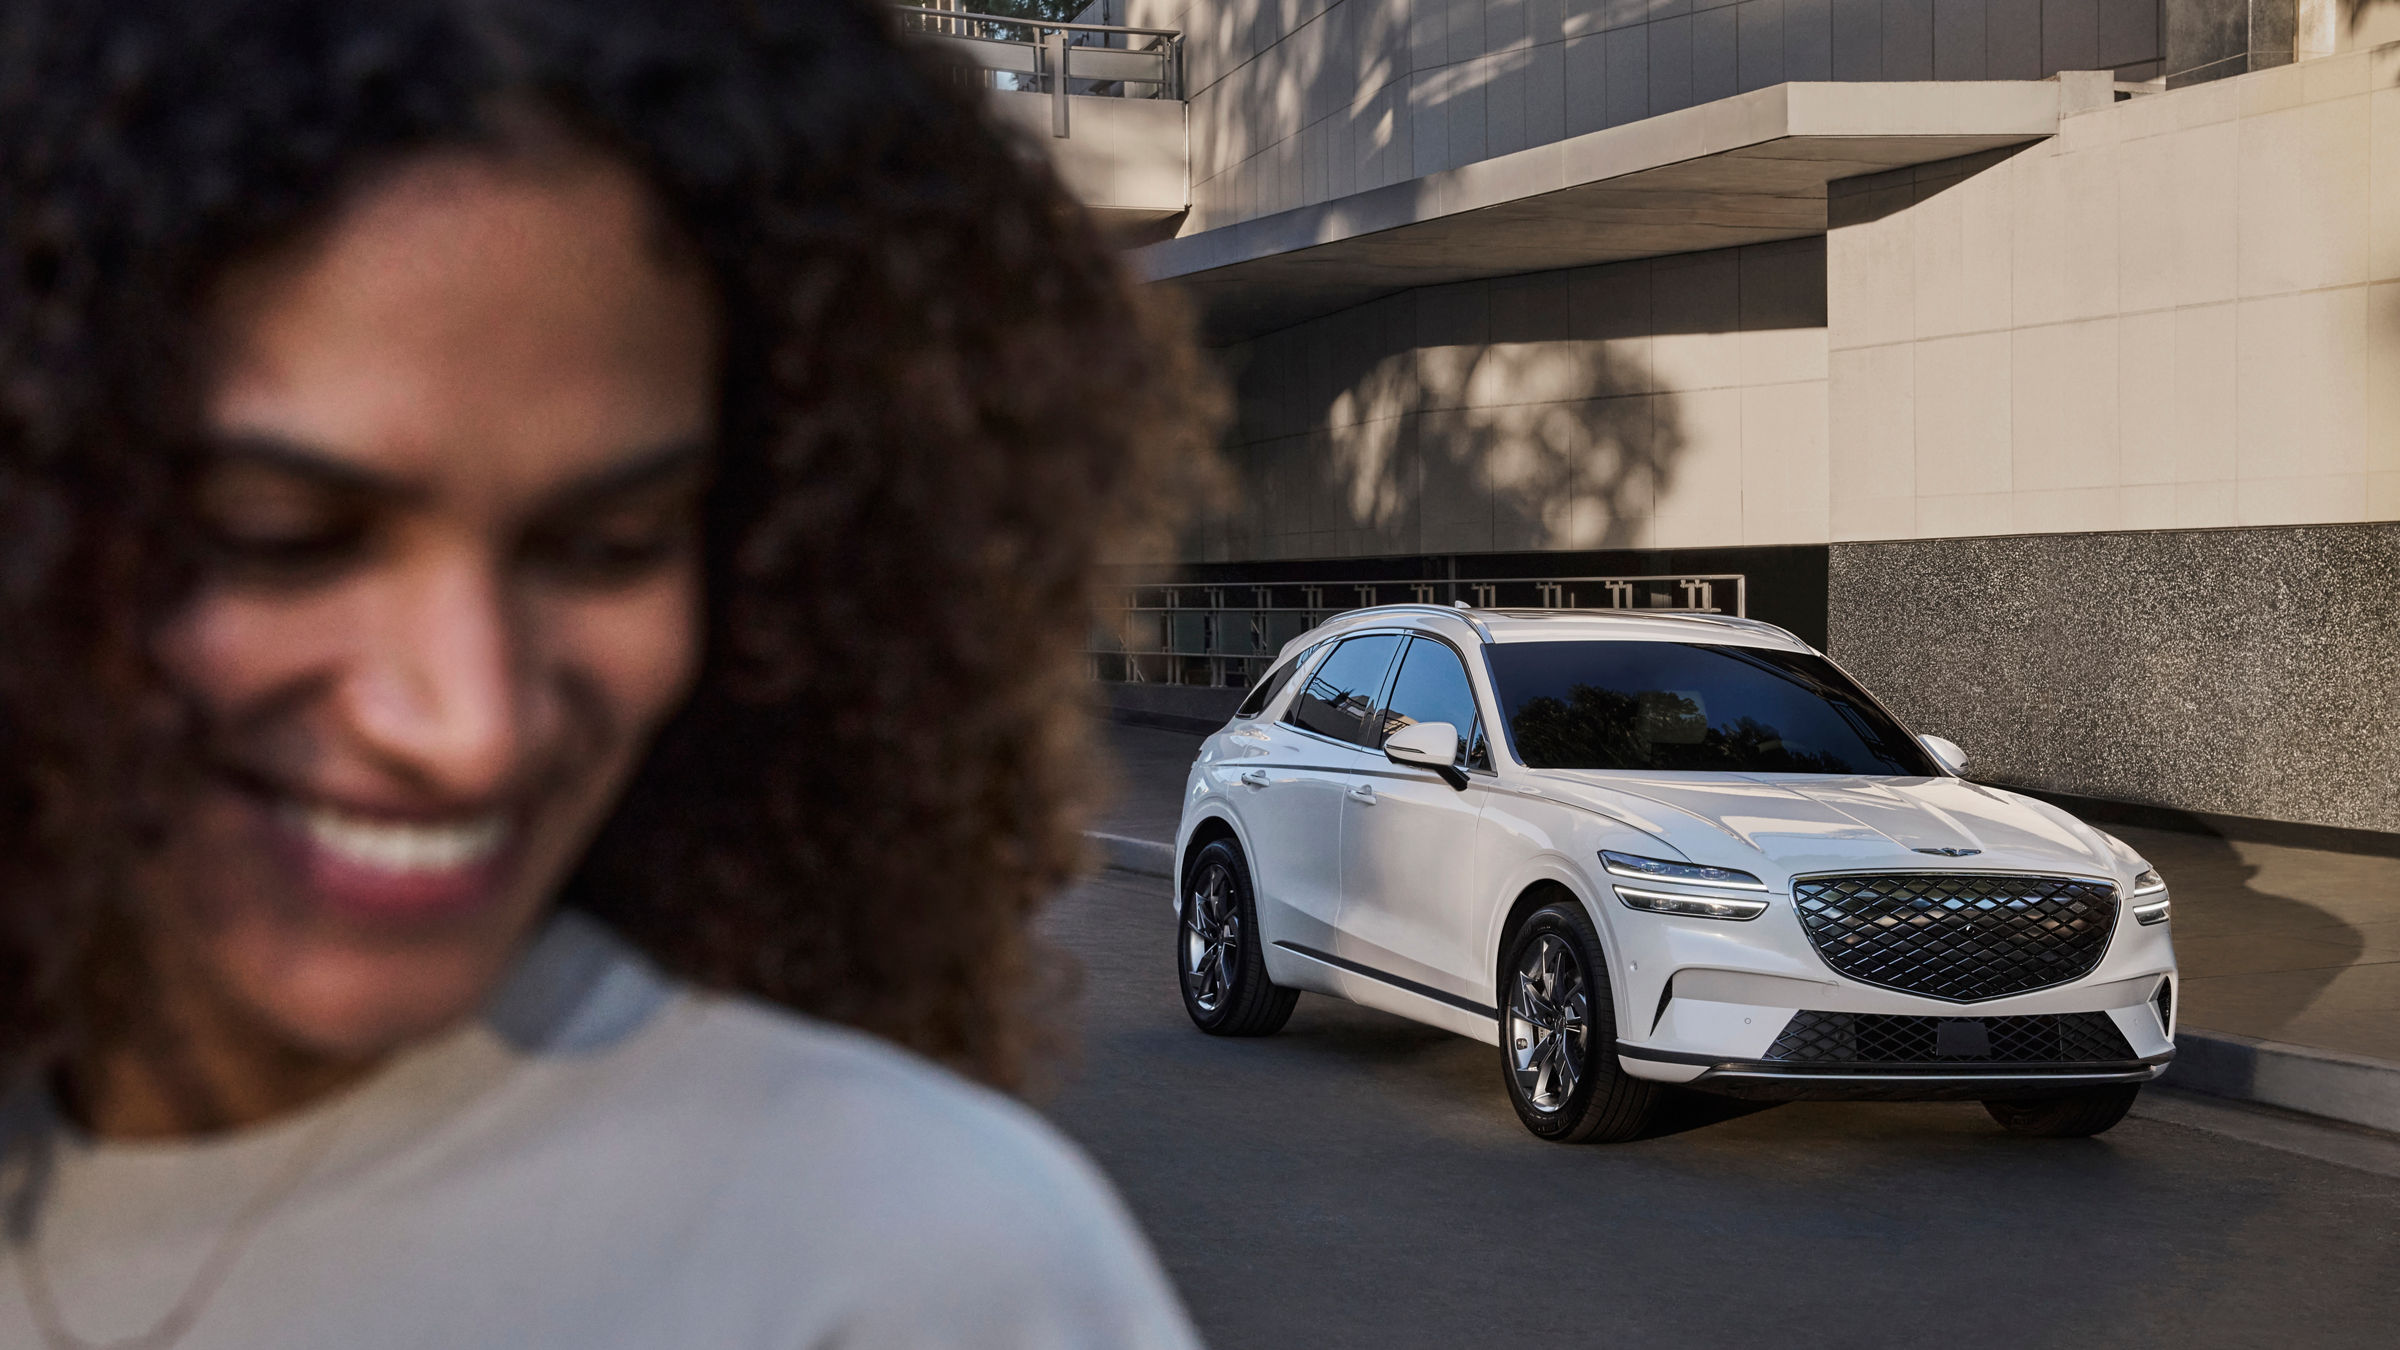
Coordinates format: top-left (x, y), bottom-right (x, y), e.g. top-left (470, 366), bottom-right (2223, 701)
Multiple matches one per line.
top-left (269, 797), bottom-right (518, 923)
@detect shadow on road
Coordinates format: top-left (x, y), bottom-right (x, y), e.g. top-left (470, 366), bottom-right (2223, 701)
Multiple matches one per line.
top-left (2115, 823), bottom-right (2376, 1049)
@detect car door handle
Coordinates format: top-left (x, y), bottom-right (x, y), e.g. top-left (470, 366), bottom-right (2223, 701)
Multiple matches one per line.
top-left (1347, 783), bottom-right (1377, 804)
top-left (1240, 770), bottom-right (1269, 789)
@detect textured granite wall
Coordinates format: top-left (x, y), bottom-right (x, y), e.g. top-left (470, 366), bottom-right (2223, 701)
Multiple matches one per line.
top-left (1827, 525), bottom-right (2400, 833)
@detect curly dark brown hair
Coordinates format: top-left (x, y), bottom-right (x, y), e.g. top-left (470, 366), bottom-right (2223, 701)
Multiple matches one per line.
top-left (0, 0), bottom-right (1217, 1092)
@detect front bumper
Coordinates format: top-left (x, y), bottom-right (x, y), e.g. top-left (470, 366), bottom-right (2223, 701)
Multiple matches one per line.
top-left (1599, 872), bottom-right (2178, 1096)
top-left (1619, 1040), bottom-right (2171, 1101)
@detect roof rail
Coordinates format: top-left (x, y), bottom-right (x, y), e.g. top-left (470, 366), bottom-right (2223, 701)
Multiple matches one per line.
top-left (1311, 601), bottom-right (1805, 648)
top-left (1658, 612), bottom-right (1802, 641)
top-left (1323, 602), bottom-right (1494, 643)
top-left (1460, 605), bottom-right (1805, 647)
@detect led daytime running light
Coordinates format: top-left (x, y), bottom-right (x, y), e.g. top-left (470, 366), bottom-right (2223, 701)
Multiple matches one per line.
top-left (1599, 850), bottom-right (1767, 891)
top-left (1611, 884), bottom-right (1770, 921)
top-left (2131, 868), bottom-right (2167, 896)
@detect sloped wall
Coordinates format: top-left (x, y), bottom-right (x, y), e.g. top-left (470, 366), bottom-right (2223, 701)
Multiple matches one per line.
top-left (1129, 0), bottom-right (2165, 231)
top-left (1825, 44), bottom-right (2400, 541)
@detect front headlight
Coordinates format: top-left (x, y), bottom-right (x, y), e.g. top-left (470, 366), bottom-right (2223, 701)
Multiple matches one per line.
top-left (1610, 884), bottom-right (1770, 921)
top-left (2129, 867), bottom-right (2170, 925)
top-left (1601, 851), bottom-right (1772, 920)
top-left (1599, 850), bottom-right (1767, 891)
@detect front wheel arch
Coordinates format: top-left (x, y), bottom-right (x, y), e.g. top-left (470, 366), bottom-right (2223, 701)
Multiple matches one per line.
top-left (1495, 880), bottom-right (1608, 1015)
top-left (1179, 813), bottom-right (1241, 891)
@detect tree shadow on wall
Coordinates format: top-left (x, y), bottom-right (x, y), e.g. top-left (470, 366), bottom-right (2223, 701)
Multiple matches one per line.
top-left (1211, 286), bottom-right (1710, 561)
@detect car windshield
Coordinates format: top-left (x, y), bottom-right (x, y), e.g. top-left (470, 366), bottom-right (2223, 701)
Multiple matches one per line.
top-left (1485, 640), bottom-right (1939, 775)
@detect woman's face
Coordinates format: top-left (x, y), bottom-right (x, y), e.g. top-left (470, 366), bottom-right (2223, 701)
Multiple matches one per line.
top-left (155, 150), bottom-right (717, 1059)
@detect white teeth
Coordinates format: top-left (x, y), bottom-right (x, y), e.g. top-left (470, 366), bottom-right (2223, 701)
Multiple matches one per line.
top-left (292, 806), bottom-right (508, 874)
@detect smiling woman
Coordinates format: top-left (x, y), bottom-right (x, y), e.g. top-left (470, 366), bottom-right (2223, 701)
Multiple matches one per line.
top-left (149, 147), bottom-right (723, 1086)
top-left (0, 1), bottom-right (1212, 1346)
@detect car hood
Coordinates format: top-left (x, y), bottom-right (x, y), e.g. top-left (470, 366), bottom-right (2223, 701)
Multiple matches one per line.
top-left (1522, 769), bottom-right (2127, 882)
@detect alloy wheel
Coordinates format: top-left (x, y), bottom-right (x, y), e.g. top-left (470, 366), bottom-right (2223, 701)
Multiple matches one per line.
top-left (1183, 860), bottom-right (1240, 1013)
top-left (1509, 932), bottom-right (1590, 1112)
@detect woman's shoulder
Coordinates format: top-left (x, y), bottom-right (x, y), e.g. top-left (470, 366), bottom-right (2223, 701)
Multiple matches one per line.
top-left (643, 998), bottom-right (1199, 1345)
top-left (519, 918), bottom-right (1096, 1203)
top-left (507, 920), bottom-right (1198, 1347)
top-left (678, 991), bottom-right (1088, 1191)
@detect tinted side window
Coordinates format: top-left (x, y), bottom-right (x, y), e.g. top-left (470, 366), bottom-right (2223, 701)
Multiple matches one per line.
top-left (1235, 643), bottom-right (1318, 719)
top-left (1375, 637), bottom-right (1491, 769)
top-left (1285, 634), bottom-right (1403, 746)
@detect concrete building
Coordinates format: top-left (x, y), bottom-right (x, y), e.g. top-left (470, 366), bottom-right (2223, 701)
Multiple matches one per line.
top-left (929, 1), bottom-right (2400, 839)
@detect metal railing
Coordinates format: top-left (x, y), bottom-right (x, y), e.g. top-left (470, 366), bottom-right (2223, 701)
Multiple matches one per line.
top-left (896, 3), bottom-right (1183, 134)
top-left (1092, 573), bottom-right (1750, 689)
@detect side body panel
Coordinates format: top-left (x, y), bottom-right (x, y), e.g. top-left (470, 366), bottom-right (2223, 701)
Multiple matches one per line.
top-left (1237, 728), bottom-right (1365, 980)
top-left (1335, 767), bottom-right (1497, 1007)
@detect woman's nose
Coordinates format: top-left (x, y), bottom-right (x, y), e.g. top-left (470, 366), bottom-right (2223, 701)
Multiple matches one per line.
top-left (339, 551), bottom-right (536, 800)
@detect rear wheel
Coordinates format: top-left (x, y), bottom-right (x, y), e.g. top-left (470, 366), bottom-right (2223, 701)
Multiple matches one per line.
top-left (1177, 839), bottom-right (1298, 1036)
top-left (1498, 901), bottom-right (1662, 1143)
top-left (1982, 1084), bottom-right (2142, 1137)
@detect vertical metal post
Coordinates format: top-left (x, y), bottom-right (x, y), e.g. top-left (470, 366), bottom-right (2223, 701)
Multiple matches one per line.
top-left (1049, 31), bottom-right (1069, 137)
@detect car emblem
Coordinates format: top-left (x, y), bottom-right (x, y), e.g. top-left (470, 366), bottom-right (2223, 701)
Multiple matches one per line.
top-left (1914, 847), bottom-right (1981, 857)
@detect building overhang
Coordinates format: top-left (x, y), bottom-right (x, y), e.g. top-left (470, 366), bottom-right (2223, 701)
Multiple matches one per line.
top-left (986, 89), bottom-right (1187, 233)
top-left (1137, 79), bottom-right (2078, 344)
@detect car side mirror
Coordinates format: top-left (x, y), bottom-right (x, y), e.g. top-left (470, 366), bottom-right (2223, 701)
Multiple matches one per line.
top-left (1385, 721), bottom-right (1469, 790)
top-left (1918, 734), bottom-right (1968, 775)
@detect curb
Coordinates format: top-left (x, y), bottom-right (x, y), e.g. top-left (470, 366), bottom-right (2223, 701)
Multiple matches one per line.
top-left (2164, 1028), bottom-right (2400, 1135)
top-left (1088, 831), bottom-right (1175, 878)
top-left (1080, 833), bottom-right (2400, 1136)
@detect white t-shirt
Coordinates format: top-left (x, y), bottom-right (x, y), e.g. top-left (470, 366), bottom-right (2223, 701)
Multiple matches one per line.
top-left (0, 914), bottom-right (1202, 1349)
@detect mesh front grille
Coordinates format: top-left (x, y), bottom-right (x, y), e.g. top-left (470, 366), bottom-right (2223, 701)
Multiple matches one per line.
top-left (1793, 872), bottom-right (2117, 1002)
top-left (1766, 1010), bottom-right (2137, 1065)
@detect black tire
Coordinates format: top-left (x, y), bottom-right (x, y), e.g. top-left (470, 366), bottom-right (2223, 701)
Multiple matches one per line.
top-left (1177, 838), bottom-right (1298, 1036)
top-left (1982, 1084), bottom-right (2142, 1138)
top-left (1498, 900), bottom-right (1663, 1143)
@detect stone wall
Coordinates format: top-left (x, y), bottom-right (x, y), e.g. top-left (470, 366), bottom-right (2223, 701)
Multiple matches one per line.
top-left (1193, 237), bottom-right (1829, 561)
top-left (1827, 524), bottom-right (2400, 832)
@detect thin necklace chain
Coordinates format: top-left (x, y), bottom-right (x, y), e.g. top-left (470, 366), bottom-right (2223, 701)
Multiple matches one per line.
top-left (9, 1105), bottom-right (351, 1350)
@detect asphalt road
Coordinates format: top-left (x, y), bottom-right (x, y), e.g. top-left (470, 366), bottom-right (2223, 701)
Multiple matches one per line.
top-left (1038, 867), bottom-right (2400, 1350)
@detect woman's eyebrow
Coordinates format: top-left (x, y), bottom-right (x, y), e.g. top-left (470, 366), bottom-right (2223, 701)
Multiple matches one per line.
top-left (201, 435), bottom-right (709, 509)
top-left (537, 440), bottom-right (711, 513)
top-left (203, 433), bottom-right (426, 504)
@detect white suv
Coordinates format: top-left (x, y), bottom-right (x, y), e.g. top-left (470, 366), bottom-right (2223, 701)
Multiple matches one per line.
top-left (1171, 604), bottom-right (2177, 1143)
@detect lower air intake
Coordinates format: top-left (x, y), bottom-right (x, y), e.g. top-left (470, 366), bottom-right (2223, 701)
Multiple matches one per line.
top-left (1766, 1010), bottom-right (2138, 1065)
